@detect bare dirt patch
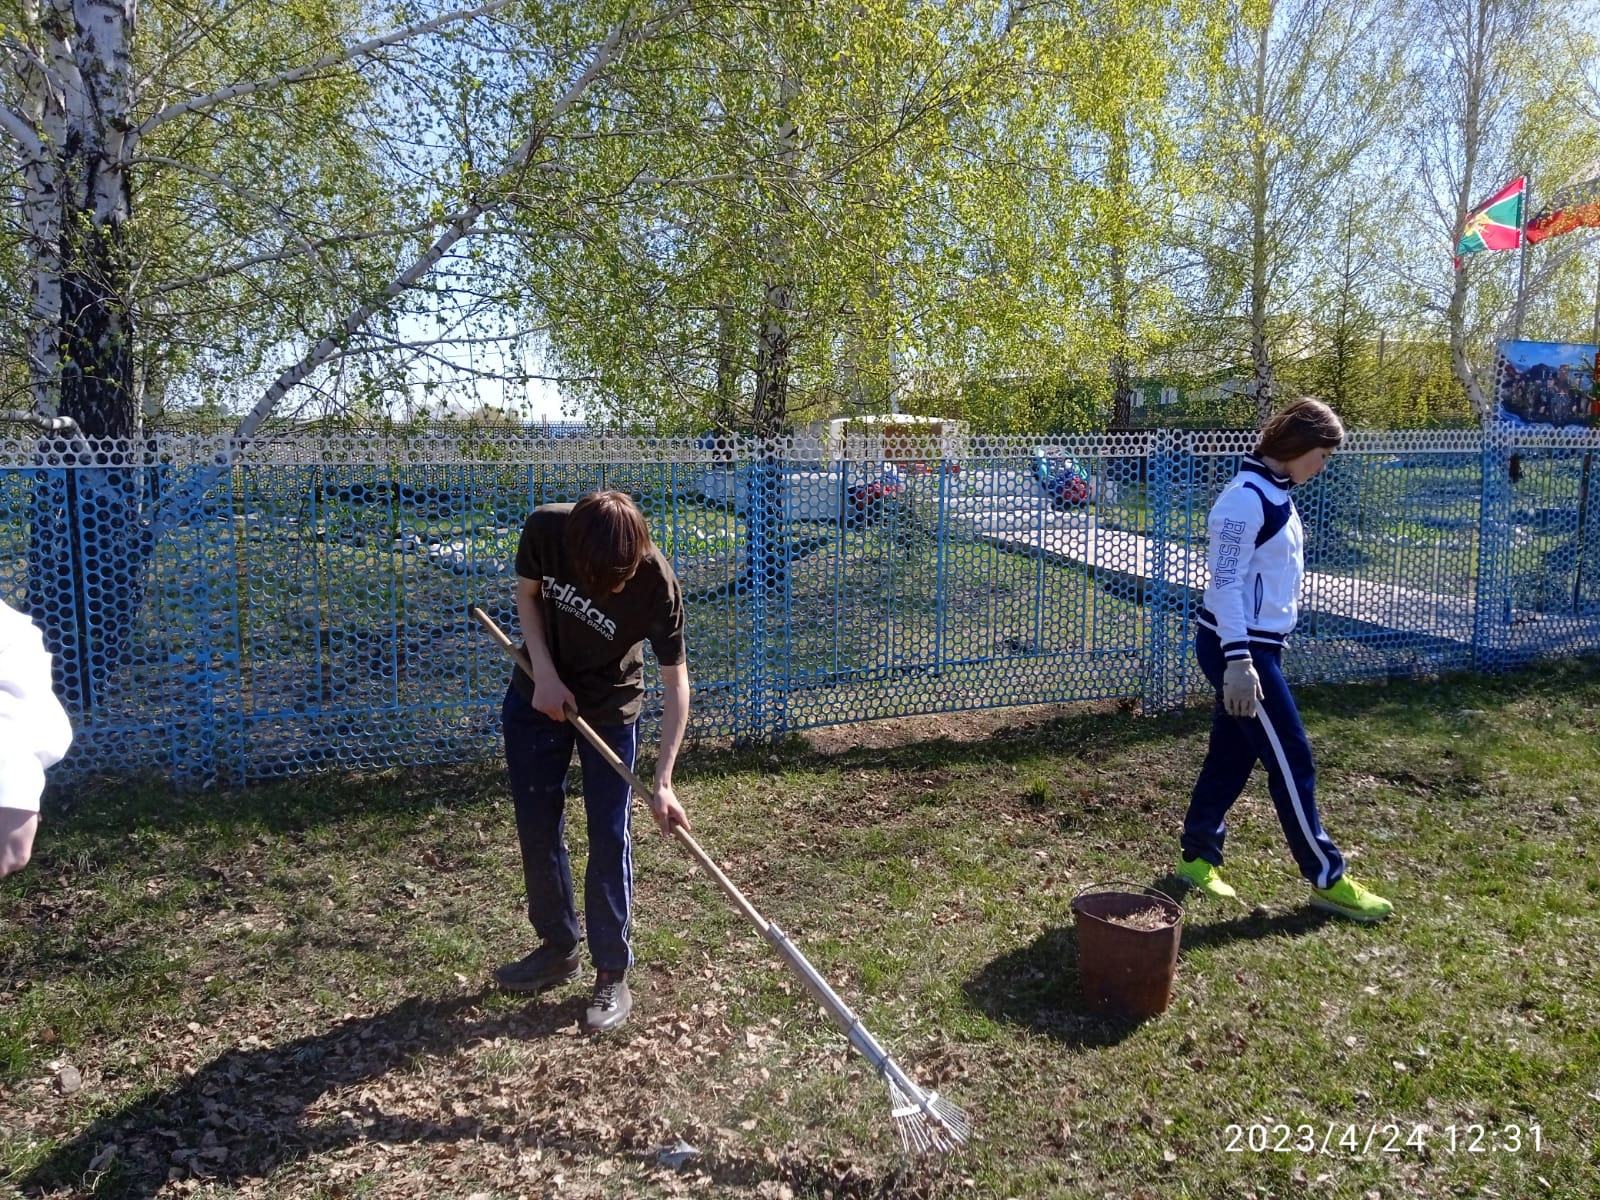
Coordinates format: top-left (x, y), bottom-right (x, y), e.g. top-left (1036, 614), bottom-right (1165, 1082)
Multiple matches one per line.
top-left (793, 701), bottom-right (1126, 755)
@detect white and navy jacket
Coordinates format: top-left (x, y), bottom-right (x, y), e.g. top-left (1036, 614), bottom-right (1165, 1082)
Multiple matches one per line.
top-left (0, 601), bottom-right (72, 814)
top-left (1197, 456), bottom-right (1302, 662)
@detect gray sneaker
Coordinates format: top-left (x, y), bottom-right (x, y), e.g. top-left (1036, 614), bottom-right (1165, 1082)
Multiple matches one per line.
top-left (584, 971), bottom-right (632, 1033)
top-left (493, 942), bottom-right (580, 993)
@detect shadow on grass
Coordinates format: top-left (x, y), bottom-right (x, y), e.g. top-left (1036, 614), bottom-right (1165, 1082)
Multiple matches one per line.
top-left (964, 879), bottom-right (1333, 1049)
top-left (27, 700), bottom-right (1208, 879)
top-left (1157, 870), bottom-right (1336, 953)
top-left (1176, 908), bottom-right (1334, 952)
top-left (962, 925), bottom-right (1152, 1049)
top-left (1281, 652), bottom-right (1600, 731)
top-left (18, 989), bottom-right (585, 1200)
top-left (726, 704), bottom-right (1208, 781)
top-left (708, 653), bottom-right (1600, 779)
top-left (36, 656), bottom-right (1600, 860)
top-left (18, 989), bottom-right (944, 1200)
top-left (42, 759), bottom-right (502, 844)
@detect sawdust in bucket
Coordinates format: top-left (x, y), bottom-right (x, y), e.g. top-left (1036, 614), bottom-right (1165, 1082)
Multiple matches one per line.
top-left (1103, 903), bottom-right (1176, 930)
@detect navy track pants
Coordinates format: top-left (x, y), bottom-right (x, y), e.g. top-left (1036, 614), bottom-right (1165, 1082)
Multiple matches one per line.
top-left (502, 685), bottom-right (637, 973)
top-left (1182, 627), bottom-right (1345, 889)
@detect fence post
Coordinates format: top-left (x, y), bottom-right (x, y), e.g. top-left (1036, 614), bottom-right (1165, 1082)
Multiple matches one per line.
top-left (176, 464), bottom-right (218, 787)
top-left (737, 443), bottom-right (787, 744)
top-left (1474, 427), bottom-right (1514, 672)
top-left (169, 449), bottom-right (249, 787)
top-left (932, 453), bottom-right (954, 675)
top-left (212, 454), bottom-right (247, 785)
top-left (1144, 429), bottom-right (1194, 713)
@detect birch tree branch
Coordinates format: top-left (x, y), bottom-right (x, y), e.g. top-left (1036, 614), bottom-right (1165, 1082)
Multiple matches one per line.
top-left (134, 154), bottom-right (344, 285)
top-left (137, 0), bottom-right (518, 137)
top-left (187, 16), bottom-right (637, 493)
top-left (0, 408), bottom-right (78, 430)
top-left (0, 105), bottom-right (43, 155)
top-left (144, 224), bottom-right (440, 296)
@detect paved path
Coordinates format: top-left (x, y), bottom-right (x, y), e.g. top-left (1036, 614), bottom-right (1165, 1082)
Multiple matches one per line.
top-left (943, 470), bottom-right (1600, 652)
top-left (952, 499), bottom-right (1479, 644)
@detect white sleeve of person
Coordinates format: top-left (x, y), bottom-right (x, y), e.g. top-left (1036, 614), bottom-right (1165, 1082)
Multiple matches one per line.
top-left (0, 602), bottom-right (73, 814)
top-left (1202, 479), bottom-right (1265, 663)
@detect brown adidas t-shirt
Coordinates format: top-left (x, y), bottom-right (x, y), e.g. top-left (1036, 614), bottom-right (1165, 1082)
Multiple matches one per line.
top-left (510, 504), bottom-right (686, 724)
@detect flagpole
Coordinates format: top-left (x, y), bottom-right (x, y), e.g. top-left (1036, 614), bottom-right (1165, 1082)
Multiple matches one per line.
top-left (1513, 169), bottom-right (1532, 340)
top-left (1591, 258), bottom-right (1600, 350)
top-left (1574, 257), bottom-right (1599, 615)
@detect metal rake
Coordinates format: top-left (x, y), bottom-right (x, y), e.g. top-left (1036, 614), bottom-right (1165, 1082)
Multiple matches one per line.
top-left (471, 606), bottom-right (970, 1154)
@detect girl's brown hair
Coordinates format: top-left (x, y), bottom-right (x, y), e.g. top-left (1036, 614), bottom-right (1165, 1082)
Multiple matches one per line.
top-left (565, 490), bottom-right (651, 595)
top-left (1254, 398), bottom-right (1344, 462)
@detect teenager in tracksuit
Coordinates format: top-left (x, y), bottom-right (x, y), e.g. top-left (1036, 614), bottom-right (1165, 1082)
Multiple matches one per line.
top-left (1177, 399), bottom-right (1393, 921)
top-left (496, 490), bottom-right (692, 1031)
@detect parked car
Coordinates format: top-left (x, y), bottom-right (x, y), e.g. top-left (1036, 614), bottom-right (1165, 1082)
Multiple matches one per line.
top-left (845, 463), bottom-right (907, 526)
top-left (1032, 450), bottom-right (1090, 508)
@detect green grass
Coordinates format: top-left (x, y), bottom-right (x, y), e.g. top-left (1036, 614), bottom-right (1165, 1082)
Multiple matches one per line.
top-left (4, 661), bottom-right (1600, 1197)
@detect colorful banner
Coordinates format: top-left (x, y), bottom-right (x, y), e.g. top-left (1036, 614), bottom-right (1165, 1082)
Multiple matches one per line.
top-left (1493, 340), bottom-right (1599, 428)
top-left (1525, 170), bottom-right (1600, 244)
top-left (1456, 177), bottom-right (1526, 266)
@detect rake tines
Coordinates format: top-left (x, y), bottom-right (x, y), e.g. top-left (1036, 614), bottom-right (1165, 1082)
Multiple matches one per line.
top-left (887, 1078), bottom-right (972, 1155)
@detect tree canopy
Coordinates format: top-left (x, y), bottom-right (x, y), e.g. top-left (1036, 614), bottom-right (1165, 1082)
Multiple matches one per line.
top-left (0, 0), bottom-right (1596, 441)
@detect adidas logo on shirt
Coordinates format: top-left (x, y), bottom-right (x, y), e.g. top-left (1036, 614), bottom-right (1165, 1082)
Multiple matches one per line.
top-left (542, 576), bottom-right (619, 639)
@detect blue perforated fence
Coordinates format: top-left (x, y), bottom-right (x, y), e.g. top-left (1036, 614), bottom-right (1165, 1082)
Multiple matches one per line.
top-left (3, 426), bottom-right (1597, 786)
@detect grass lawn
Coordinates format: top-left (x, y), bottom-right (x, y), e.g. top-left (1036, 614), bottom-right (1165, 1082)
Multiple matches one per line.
top-left (3, 658), bottom-right (1599, 1198)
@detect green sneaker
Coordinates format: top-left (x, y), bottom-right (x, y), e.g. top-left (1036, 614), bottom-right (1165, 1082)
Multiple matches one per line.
top-left (1310, 875), bottom-right (1393, 923)
top-left (1176, 855), bottom-right (1237, 900)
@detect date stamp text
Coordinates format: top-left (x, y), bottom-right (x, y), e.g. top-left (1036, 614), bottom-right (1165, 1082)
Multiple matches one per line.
top-left (1223, 1122), bottom-right (1543, 1156)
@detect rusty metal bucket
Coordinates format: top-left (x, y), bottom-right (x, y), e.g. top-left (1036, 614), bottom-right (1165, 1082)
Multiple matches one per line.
top-left (1071, 882), bottom-right (1183, 1019)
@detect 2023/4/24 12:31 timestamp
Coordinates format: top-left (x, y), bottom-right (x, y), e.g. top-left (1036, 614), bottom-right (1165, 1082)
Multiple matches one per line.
top-left (1224, 1122), bottom-right (1544, 1155)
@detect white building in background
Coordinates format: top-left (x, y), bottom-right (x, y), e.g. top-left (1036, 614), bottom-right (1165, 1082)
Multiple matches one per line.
top-left (697, 413), bottom-right (972, 522)
top-left (815, 413), bottom-right (970, 465)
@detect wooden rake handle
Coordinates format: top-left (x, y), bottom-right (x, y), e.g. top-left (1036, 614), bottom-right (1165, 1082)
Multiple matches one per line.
top-left (469, 605), bottom-right (770, 934)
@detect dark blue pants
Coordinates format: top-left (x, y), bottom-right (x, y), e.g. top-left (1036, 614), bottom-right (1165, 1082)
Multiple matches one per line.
top-left (1182, 628), bottom-right (1345, 889)
top-left (502, 686), bottom-right (637, 973)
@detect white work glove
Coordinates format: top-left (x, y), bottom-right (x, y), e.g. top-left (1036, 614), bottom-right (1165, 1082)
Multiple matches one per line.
top-left (1222, 659), bottom-right (1264, 719)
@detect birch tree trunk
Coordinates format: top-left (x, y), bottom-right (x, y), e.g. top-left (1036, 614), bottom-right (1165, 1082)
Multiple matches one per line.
top-left (1444, 1), bottom-right (1495, 423)
top-left (1409, 0), bottom-right (1562, 425)
top-left (14, 0), bottom-right (145, 712)
top-left (1247, 16), bottom-right (1276, 424)
top-left (1204, 0), bottom-right (1400, 428)
top-left (1108, 119), bottom-right (1134, 431)
top-left (14, 0), bottom-right (138, 428)
top-left (751, 64), bottom-right (800, 440)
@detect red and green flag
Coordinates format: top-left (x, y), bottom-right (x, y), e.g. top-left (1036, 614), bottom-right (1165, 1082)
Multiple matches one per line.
top-left (1455, 176), bottom-right (1526, 268)
top-left (1525, 169), bottom-right (1600, 244)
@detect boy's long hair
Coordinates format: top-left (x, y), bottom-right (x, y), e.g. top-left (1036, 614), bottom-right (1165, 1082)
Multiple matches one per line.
top-left (565, 490), bottom-right (651, 595)
top-left (1255, 398), bottom-right (1345, 462)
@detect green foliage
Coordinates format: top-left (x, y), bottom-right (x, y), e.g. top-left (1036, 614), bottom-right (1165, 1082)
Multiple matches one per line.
top-left (941, 373), bottom-right (1110, 435)
top-left (1, 0), bottom-right (1596, 436)
top-left (1280, 334), bottom-right (1478, 430)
